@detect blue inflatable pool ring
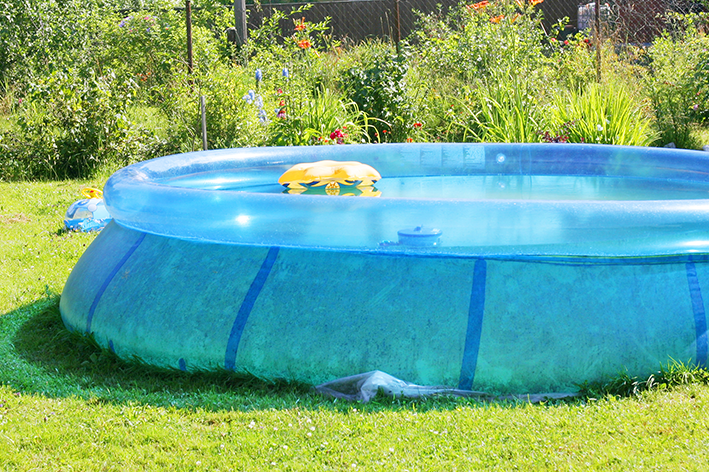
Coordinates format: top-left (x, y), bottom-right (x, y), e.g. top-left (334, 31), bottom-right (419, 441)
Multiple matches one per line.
top-left (64, 188), bottom-right (112, 232)
top-left (59, 143), bottom-right (709, 394)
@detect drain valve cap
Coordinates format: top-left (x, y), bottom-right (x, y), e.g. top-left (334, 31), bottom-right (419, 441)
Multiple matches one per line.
top-left (397, 226), bottom-right (442, 247)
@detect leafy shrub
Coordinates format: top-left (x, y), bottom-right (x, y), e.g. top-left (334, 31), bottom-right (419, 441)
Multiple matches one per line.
top-left (412, 0), bottom-right (551, 82)
top-left (95, 8), bottom-right (186, 94)
top-left (409, 0), bottom-right (557, 143)
top-left (339, 41), bottom-right (414, 141)
top-left (1, 69), bottom-right (164, 180)
top-left (0, 0), bottom-right (105, 86)
top-left (159, 65), bottom-right (269, 152)
top-left (547, 33), bottom-right (598, 91)
top-left (645, 16), bottom-right (709, 148)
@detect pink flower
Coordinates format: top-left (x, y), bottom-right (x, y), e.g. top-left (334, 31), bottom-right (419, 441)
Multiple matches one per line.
top-left (330, 129), bottom-right (345, 144)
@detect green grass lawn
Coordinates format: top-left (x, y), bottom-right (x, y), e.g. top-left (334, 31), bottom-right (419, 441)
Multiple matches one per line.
top-left (2, 179), bottom-right (709, 470)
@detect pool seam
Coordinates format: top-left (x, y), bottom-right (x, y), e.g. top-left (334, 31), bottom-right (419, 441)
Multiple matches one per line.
top-left (458, 258), bottom-right (487, 390)
top-left (224, 246), bottom-right (280, 371)
top-left (686, 260), bottom-right (708, 367)
top-left (85, 232), bottom-right (147, 334)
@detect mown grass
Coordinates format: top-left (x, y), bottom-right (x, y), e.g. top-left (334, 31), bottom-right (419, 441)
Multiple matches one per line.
top-left (3, 179), bottom-right (709, 470)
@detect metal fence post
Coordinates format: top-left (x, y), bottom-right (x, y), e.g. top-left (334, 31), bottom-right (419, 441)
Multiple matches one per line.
top-left (201, 96), bottom-right (208, 150)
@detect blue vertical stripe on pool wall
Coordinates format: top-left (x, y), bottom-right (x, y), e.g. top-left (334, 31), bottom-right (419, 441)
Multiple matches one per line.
top-left (686, 262), bottom-right (708, 367)
top-left (458, 258), bottom-right (487, 390)
top-left (224, 246), bottom-right (280, 371)
top-left (85, 232), bottom-right (146, 333)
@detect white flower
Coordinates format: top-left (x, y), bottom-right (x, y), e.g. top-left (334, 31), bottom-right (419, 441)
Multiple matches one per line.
top-left (596, 124), bottom-right (603, 131)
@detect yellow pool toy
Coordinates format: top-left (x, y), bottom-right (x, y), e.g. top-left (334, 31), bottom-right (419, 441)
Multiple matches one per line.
top-left (81, 187), bottom-right (103, 199)
top-left (278, 160), bottom-right (381, 190)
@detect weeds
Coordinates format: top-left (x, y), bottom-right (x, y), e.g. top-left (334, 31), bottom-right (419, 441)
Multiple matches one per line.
top-left (580, 359), bottom-right (709, 398)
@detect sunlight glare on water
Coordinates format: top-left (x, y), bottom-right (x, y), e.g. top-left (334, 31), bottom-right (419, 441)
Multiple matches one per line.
top-left (233, 175), bottom-right (709, 201)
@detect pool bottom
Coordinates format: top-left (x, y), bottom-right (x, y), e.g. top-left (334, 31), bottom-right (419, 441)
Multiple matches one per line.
top-left (60, 221), bottom-right (706, 394)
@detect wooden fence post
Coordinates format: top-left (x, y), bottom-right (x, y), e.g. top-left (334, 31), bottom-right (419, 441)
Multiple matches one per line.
top-left (595, 0), bottom-right (601, 82)
top-left (394, 0), bottom-right (401, 55)
top-left (186, 0), bottom-right (194, 75)
top-left (234, 0), bottom-right (247, 46)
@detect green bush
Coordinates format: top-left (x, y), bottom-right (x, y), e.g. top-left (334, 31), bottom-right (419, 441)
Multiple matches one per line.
top-left (409, 0), bottom-right (556, 143)
top-left (339, 41), bottom-right (415, 142)
top-left (0, 0), bottom-right (105, 87)
top-left (268, 87), bottom-right (371, 146)
top-left (7, 69), bottom-right (139, 179)
top-left (413, 0), bottom-right (551, 82)
top-left (645, 16), bottom-right (709, 148)
top-left (95, 8), bottom-right (186, 93)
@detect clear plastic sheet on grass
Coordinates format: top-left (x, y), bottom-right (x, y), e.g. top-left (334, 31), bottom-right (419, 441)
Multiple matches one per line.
top-left (314, 371), bottom-right (579, 403)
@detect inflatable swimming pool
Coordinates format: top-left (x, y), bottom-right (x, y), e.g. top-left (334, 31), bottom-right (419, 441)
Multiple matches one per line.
top-left (60, 143), bottom-right (709, 393)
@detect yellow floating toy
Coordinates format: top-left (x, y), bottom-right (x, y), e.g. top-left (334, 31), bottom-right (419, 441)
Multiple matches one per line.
top-left (278, 160), bottom-right (381, 190)
top-left (284, 186), bottom-right (382, 197)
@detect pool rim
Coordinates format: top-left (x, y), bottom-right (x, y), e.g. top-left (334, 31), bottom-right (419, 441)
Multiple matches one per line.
top-left (102, 142), bottom-right (709, 258)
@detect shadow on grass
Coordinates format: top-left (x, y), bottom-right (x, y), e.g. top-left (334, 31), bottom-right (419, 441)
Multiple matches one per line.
top-left (3, 296), bottom-right (504, 412)
top-left (2, 296), bottom-right (340, 411)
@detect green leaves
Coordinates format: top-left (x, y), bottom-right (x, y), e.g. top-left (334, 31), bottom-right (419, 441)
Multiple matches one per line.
top-left (6, 68), bottom-right (145, 179)
top-left (268, 87), bottom-right (371, 146)
top-left (550, 81), bottom-right (657, 146)
top-left (339, 42), bottom-right (414, 141)
top-left (646, 26), bottom-right (709, 147)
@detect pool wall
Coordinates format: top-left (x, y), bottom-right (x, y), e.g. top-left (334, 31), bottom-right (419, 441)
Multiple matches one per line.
top-left (60, 143), bottom-right (709, 393)
top-left (60, 221), bottom-right (706, 393)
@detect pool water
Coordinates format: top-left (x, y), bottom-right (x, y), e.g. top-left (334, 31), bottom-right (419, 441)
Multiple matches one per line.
top-left (218, 174), bottom-right (709, 201)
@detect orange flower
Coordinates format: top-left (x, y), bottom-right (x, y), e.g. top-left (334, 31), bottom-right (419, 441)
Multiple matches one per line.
top-left (468, 1), bottom-right (489, 10)
top-left (297, 39), bottom-right (312, 49)
top-left (490, 15), bottom-right (504, 23)
top-left (515, 0), bottom-right (524, 7)
top-left (531, 0), bottom-right (543, 5)
top-left (295, 17), bottom-right (306, 31)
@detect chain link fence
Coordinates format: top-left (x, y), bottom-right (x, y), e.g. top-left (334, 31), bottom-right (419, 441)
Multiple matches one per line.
top-left (245, 0), bottom-right (706, 45)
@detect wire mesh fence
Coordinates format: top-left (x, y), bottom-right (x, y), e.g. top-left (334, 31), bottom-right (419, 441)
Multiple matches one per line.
top-left (244, 0), bottom-right (707, 46)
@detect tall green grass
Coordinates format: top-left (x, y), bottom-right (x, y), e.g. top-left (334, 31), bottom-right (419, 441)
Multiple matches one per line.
top-left (550, 81), bottom-right (658, 146)
top-left (463, 74), bottom-right (546, 143)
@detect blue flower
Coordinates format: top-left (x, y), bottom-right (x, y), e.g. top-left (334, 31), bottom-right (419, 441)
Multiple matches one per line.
top-left (242, 90), bottom-right (256, 104)
top-left (282, 67), bottom-right (289, 78)
top-left (258, 109), bottom-right (269, 124)
top-left (255, 69), bottom-right (263, 82)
